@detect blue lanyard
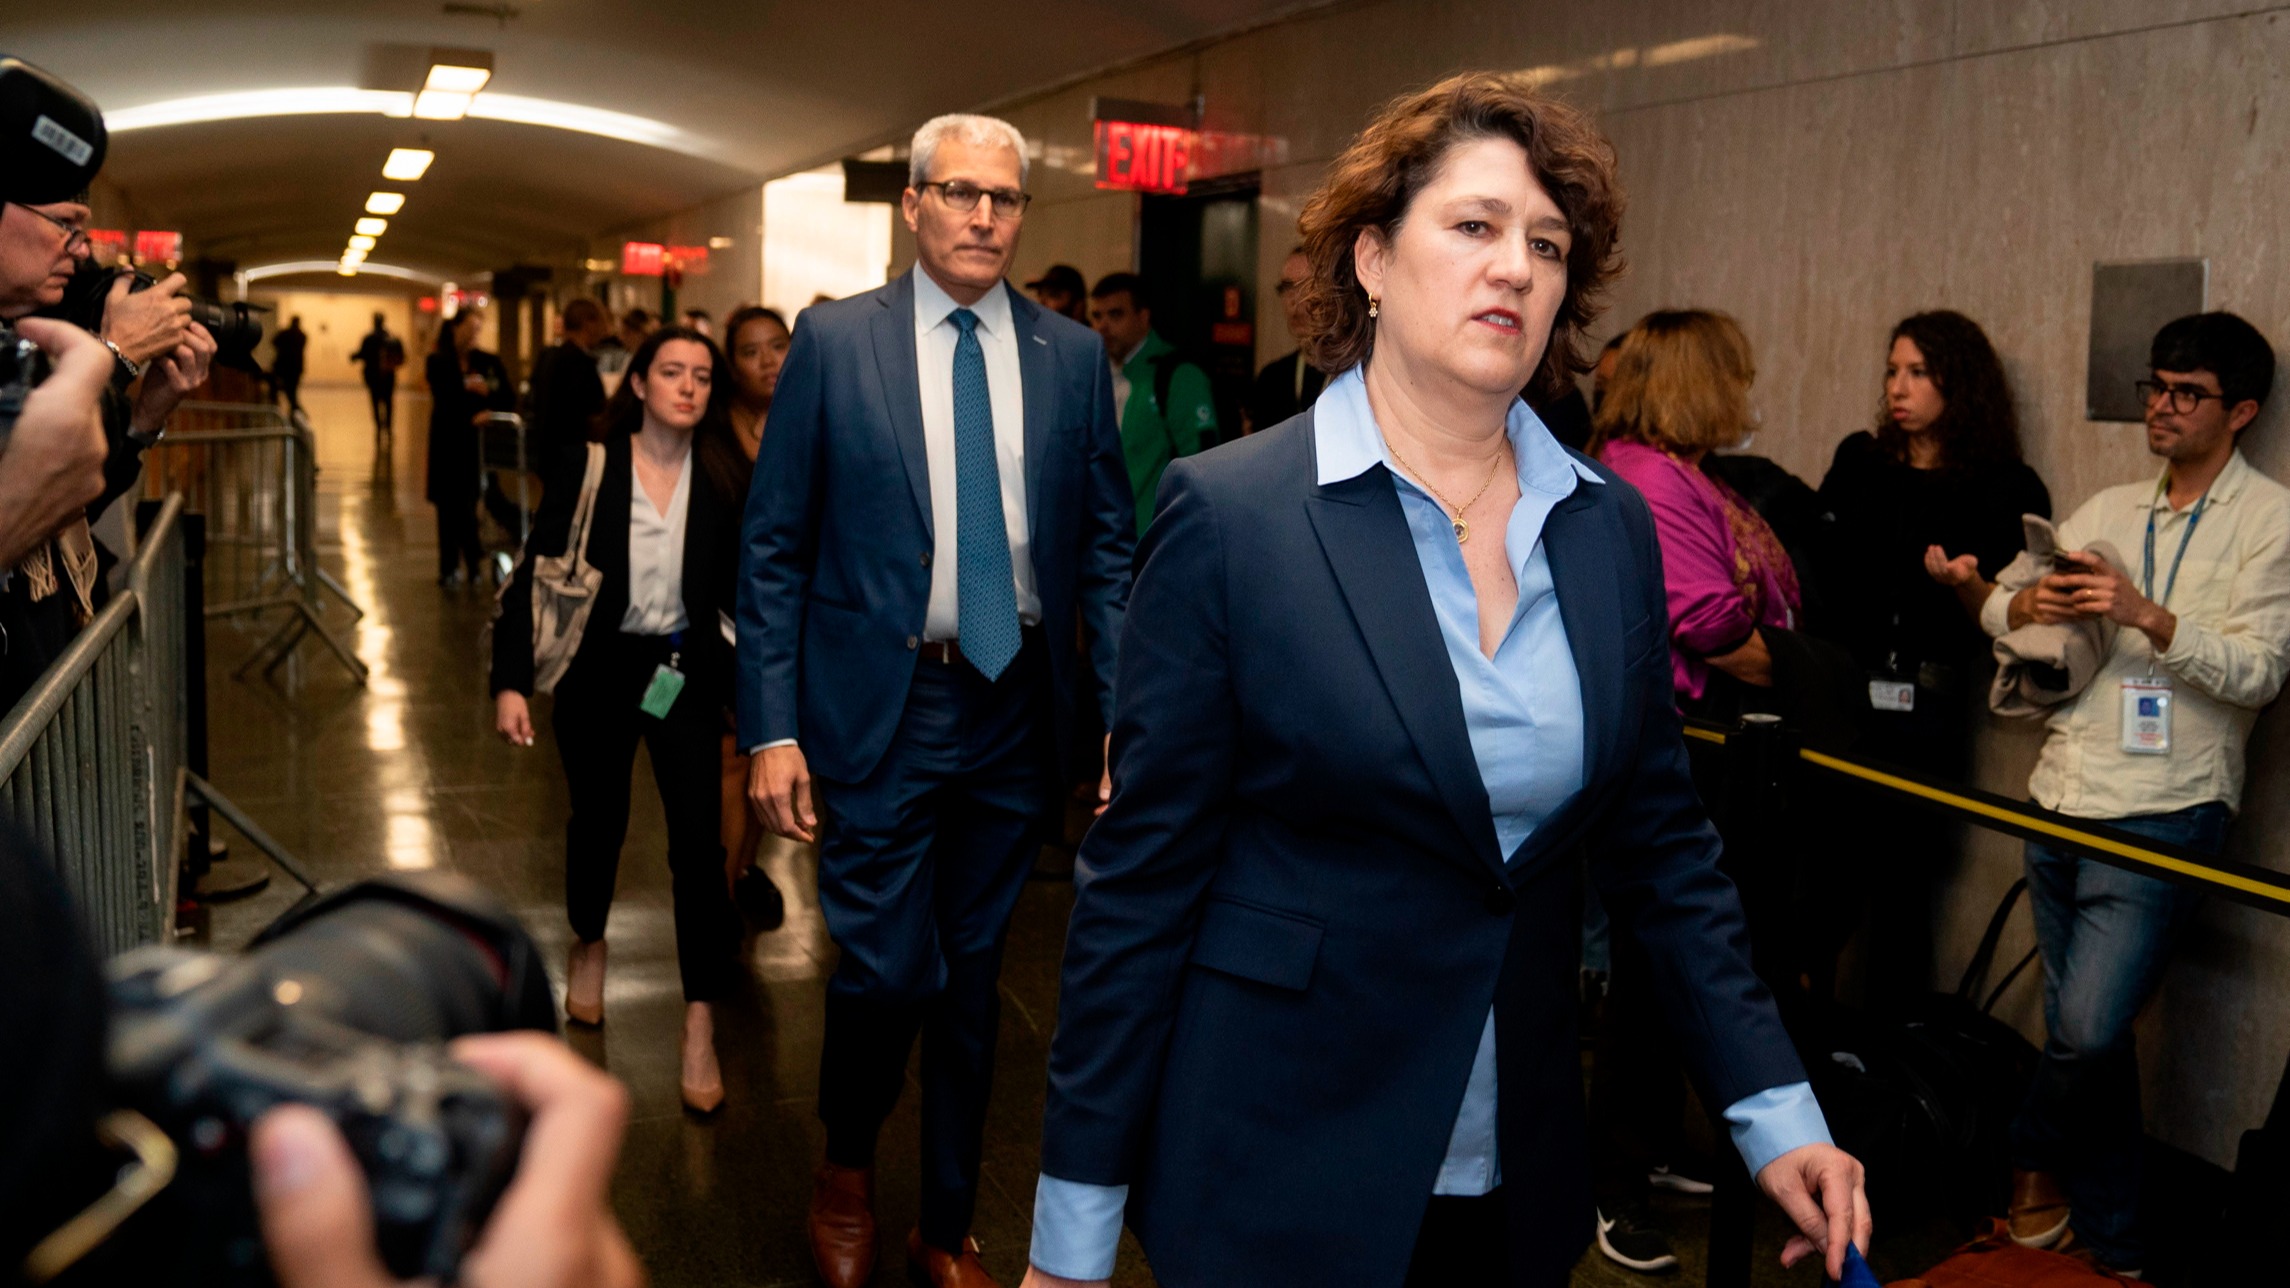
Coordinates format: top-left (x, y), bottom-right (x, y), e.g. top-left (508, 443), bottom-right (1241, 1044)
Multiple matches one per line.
top-left (2141, 480), bottom-right (2210, 609)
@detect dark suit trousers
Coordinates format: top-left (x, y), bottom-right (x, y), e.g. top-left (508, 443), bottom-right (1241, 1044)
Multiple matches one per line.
top-left (551, 631), bottom-right (739, 1001)
top-left (1405, 1191), bottom-right (1509, 1286)
top-left (813, 634), bottom-right (1050, 1249)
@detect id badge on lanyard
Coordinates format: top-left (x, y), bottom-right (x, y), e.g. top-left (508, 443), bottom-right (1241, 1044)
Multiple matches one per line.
top-left (2124, 482), bottom-right (2206, 757)
top-left (639, 632), bottom-right (686, 719)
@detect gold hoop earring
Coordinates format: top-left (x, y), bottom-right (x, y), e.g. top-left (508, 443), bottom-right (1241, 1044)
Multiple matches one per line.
top-left (1368, 296), bottom-right (1380, 319)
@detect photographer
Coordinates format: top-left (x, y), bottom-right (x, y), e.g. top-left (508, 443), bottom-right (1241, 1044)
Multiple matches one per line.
top-left (0, 55), bottom-right (214, 712)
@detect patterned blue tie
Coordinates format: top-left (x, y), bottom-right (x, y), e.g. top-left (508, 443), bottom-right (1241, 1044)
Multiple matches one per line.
top-left (949, 308), bottom-right (1020, 681)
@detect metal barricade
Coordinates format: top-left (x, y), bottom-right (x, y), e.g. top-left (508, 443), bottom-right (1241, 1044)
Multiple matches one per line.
top-left (0, 497), bottom-right (190, 955)
top-left (140, 401), bottom-right (368, 685)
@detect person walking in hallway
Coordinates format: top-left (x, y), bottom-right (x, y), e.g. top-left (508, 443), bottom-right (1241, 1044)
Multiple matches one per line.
top-left (1243, 245), bottom-right (1327, 434)
top-left (352, 311), bottom-right (406, 443)
top-left (528, 297), bottom-right (612, 478)
top-left (492, 325), bottom-right (748, 1115)
top-left (1023, 75), bottom-right (1866, 1288)
top-left (269, 315), bottom-right (307, 416)
top-left (720, 304), bottom-right (792, 930)
top-left (426, 309), bottom-right (512, 585)
top-left (738, 113), bottom-right (1132, 1288)
top-left (1087, 271), bottom-right (1217, 537)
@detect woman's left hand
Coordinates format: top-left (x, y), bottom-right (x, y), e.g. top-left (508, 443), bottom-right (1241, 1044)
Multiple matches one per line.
top-left (1923, 545), bottom-right (1979, 587)
top-left (1757, 1142), bottom-right (1871, 1280)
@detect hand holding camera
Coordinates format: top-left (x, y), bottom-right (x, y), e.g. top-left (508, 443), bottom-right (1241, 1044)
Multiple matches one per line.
top-left (251, 1034), bottom-right (644, 1288)
top-left (101, 270), bottom-right (195, 369)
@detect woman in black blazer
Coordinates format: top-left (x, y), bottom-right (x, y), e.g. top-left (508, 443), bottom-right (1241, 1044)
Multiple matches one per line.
top-left (491, 325), bottom-right (748, 1114)
top-left (425, 310), bottom-right (513, 585)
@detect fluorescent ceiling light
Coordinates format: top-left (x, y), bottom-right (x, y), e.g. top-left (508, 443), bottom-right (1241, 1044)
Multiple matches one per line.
top-left (354, 218), bottom-right (388, 236)
top-left (341, 246), bottom-right (369, 263)
top-left (103, 88), bottom-right (710, 159)
top-left (707, 236), bottom-right (734, 250)
top-left (105, 87), bottom-right (413, 130)
top-left (413, 90), bottom-right (473, 121)
top-left (467, 94), bottom-right (695, 151)
top-left (242, 260), bottom-right (443, 285)
top-left (348, 235), bottom-right (377, 251)
top-left (382, 149), bottom-right (435, 181)
top-left (338, 266), bottom-right (359, 276)
top-left (365, 192), bottom-right (406, 215)
top-left (425, 64), bottom-right (493, 94)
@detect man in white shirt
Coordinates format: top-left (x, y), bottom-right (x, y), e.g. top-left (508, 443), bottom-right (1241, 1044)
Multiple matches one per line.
top-left (736, 113), bottom-right (1131, 1288)
top-left (1973, 312), bottom-right (2284, 1275)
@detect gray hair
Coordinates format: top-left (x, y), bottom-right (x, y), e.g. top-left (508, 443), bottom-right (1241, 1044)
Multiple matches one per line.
top-left (908, 113), bottom-right (1029, 188)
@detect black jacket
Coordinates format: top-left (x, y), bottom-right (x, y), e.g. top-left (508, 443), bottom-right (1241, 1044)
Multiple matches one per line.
top-left (1244, 349), bottom-right (1326, 434)
top-left (524, 341), bottom-right (606, 471)
top-left (425, 346), bottom-right (512, 503)
top-left (490, 432), bottom-right (741, 706)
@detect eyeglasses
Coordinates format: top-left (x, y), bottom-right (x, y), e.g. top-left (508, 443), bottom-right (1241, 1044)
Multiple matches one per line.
top-left (917, 180), bottom-right (1031, 220)
top-left (2135, 379), bottom-right (2227, 415)
top-left (6, 201), bottom-right (90, 254)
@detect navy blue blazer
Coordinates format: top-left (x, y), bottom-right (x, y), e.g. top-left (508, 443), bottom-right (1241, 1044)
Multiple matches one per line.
top-left (1040, 413), bottom-right (1807, 1287)
top-left (736, 274), bottom-right (1134, 783)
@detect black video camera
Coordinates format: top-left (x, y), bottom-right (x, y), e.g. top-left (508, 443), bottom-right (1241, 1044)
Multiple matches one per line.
top-left (0, 325), bottom-right (51, 447)
top-left (37, 874), bottom-right (558, 1286)
top-left (56, 261), bottom-right (269, 373)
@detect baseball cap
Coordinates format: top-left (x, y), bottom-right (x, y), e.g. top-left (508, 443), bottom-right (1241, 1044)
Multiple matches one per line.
top-left (0, 57), bottom-right (107, 206)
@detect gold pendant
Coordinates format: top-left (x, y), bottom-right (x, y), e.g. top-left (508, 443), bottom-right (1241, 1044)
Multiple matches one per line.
top-left (1453, 518), bottom-right (1469, 543)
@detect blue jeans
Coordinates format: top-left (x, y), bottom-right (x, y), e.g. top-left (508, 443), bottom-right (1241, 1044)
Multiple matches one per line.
top-left (2009, 801), bottom-right (2228, 1269)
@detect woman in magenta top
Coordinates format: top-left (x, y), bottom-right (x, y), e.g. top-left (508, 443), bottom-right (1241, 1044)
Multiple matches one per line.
top-left (1592, 310), bottom-right (1799, 705)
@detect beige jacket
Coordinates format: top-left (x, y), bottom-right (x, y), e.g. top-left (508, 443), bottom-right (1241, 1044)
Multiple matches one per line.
top-left (1979, 449), bottom-right (2290, 818)
top-left (1988, 514), bottom-right (2125, 717)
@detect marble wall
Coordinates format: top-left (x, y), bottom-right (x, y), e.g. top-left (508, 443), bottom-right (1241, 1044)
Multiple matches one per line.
top-left (947, 0), bottom-right (2290, 1168)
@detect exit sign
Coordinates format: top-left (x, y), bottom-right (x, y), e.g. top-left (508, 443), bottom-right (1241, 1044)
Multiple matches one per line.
top-left (1095, 119), bottom-right (1193, 194)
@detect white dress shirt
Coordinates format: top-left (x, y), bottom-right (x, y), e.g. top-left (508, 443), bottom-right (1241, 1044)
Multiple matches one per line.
top-left (912, 267), bottom-right (1039, 639)
top-left (620, 445), bottom-right (691, 636)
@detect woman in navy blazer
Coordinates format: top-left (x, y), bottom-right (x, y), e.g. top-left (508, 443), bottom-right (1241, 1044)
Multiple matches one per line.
top-left (1025, 77), bottom-right (1871, 1288)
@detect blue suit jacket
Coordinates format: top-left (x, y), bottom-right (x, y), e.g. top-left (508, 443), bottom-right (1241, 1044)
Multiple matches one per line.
top-left (1040, 413), bottom-right (1806, 1287)
top-left (736, 274), bottom-right (1133, 784)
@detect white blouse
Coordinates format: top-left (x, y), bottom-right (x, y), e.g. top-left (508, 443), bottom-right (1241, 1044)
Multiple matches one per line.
top-left (620, 447), bottom-right (691, 636)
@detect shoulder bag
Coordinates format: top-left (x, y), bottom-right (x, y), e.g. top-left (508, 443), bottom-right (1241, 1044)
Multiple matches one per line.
top-left (526, 441), bottom-right (607, 693)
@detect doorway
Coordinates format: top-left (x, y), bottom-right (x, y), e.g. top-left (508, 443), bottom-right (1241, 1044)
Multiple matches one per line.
top-left (1138, 176), bottom-right (1259, 443)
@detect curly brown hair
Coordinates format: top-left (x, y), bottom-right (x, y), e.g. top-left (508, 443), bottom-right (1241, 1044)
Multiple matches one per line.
top-left (1293, 73), bottom-right (1626, 399)
top-left (1875, 310), bottom-right (2023, 470)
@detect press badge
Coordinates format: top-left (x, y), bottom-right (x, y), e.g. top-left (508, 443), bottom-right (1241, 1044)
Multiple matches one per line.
top-left (2121, 678), bottom-right (2172, 755)
top-left (639, 660), bottom-right (686, 718)
top-left (1869, 678), bottom-right (1916, 712)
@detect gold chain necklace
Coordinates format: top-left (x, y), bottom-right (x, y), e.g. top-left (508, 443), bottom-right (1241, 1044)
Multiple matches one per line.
top-left (1383, 437), bottom-right (1505, 543)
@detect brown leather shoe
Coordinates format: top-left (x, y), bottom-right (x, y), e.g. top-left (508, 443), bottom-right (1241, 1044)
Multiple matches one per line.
top-left (2008, 1167), bottom-right (2070, 1249)
top-left (808, 1163), bottom-right (876, 1288)
top-left (905, 1227), bottom-right (998, 1288)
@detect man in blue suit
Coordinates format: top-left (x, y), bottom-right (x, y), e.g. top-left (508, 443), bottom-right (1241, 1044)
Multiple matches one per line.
top-left (737, 113), bottom-right (1133, 1288)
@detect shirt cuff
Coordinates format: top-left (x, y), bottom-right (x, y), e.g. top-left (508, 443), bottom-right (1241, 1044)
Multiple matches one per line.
top-left (1979, 582), bottom-right (2014, 639)
top-left (1029, 1175), bottom-right (1127, 1281)
top-left (745, 737), bottom-right (798, 755)
top-left (1723, 1081), bottom-right (1832, 1178)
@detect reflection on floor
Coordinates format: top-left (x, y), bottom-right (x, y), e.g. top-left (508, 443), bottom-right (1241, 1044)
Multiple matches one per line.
top-left (195, 382), bottom-right (1948, 1286)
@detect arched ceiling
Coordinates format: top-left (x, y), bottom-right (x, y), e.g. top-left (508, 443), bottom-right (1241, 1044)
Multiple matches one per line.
top-left (2, 1), bottom-right (1313, 285)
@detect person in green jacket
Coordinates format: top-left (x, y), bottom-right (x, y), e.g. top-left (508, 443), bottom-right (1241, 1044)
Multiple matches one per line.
top-left (1088, 272), bottom-right (1218, 537)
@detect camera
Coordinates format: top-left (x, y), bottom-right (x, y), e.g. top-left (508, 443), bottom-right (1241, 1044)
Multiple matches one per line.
top-left (37, 873), bottom-right (559, 1286)
top-left (55, 261), bottom-right (269, 372)
top-left (0, 325), bottom-right (52, 444)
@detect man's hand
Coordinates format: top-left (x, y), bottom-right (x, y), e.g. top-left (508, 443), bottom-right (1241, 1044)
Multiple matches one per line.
top-left (749, 743), bottom-right (817, 843)
top-left (251, 1032), bottom-right (644, 1288)
top-left (1096, 732), bottom-right (1112, 816)
top-left (130, 321), bottom-right (215, 434)
top-left (1756, 1142), bottom-right (1871, 1281)
top-left (0, 318), bottom-right (113, 566)
top-left (496, 690), bottom-right (535, 747)
top-left (1021, 1269), bottom-right (1107, 1288)
top-left (100, 270), bottom-right (194, 368)
top-left (2047, 549), bottom-right (2176, 649)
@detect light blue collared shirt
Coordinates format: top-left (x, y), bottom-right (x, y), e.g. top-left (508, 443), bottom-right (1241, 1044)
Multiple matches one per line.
top-left (1028, 369), bottom-right (1829, 1280)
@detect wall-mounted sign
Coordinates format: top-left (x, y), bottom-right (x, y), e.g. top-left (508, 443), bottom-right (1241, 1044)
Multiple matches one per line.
top-left (416, 296), bottom-right (439, 314)
top-left (87, 229), bottom-right (128, 264)
top-left (1095, 119), bottom-right (1194, 194)
top-left (621, 241), bottom-right (666, 277)
top-left (134, 230), bottom-right (182, 263)
top-left (666, 245), bottom-right (711, 274)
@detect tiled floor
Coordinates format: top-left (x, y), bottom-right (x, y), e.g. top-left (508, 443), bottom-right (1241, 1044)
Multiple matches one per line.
top-left (193, 381), bottom-right (1960, 1286)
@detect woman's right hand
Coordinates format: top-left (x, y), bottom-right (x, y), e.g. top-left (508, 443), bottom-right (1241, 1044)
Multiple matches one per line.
top-left (1923, 544), bottom-right (1979, 586)
top-left (495, 690), bottom-right (534, 746)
